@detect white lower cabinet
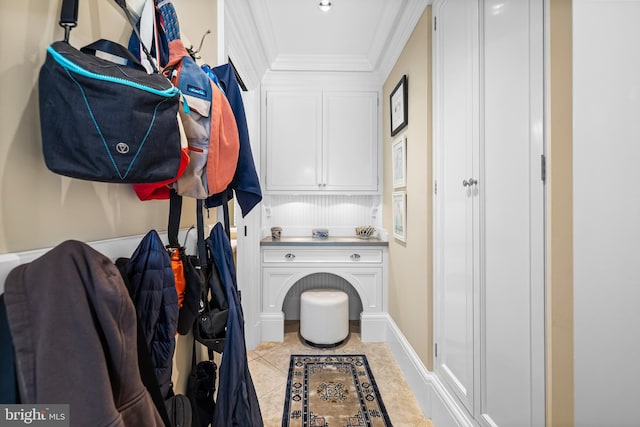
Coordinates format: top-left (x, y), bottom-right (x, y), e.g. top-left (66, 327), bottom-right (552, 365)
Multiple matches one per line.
top-left (433, 1), bottom-right (545, 426)
top-left (260, 244), bottom-right (388, 342)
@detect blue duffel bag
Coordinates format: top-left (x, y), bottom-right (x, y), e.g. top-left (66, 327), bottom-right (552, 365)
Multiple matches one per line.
top-left (38, 0), bottom-right (184, 184)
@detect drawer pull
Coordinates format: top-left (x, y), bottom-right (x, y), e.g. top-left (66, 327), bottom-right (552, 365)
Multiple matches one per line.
top-left (284, 253), bottom-right (296, 260)
top-left (350, 253), bottom-right (361, 261)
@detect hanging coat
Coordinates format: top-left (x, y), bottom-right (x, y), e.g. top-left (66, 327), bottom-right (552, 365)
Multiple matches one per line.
top-left (3, 240), bottom-right (165, 426)
top-left (118, 230), bottom-right (179, 399)
top-left (206, 223), bottom-right (263, 426)
top-left (204, 63), bottom-right (263, 217)
top-left (0, 294), bottom-right (17, 404)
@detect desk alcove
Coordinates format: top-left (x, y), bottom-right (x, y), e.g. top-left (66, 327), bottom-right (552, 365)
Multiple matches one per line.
top-left (259, 237), bottom-right (389, 342)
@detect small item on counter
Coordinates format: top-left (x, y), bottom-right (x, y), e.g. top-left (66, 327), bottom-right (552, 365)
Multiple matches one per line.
top-left (312, 228), bottom-right (329, 239)
top-left (271, 226), bottom-right (282, 239)
top-left (355, 226), bottom-right (376, 240)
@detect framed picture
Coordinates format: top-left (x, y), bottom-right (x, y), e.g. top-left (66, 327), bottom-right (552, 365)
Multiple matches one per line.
top-left (390, 74), bottom-right (408, 136)
top-left (392, 135), bottom-right (406, 188)
top-left (392, 191), bottom-right (407, 242)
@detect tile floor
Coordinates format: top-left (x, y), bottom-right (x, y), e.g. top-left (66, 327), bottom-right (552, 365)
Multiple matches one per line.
top-left (247, 321), bottom-right (434, 427)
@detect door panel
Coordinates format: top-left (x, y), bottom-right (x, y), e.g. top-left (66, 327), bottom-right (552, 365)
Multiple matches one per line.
top-left (433, 0), bottom-right (479, 414)
top-left (266, 92), bottom-right (322, 190)
top-left (479, 1), bottom-right (545, 426)
top-left (323, 92), bottom-right (378, 191)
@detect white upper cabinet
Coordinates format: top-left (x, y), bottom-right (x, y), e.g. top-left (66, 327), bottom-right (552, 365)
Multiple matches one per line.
top-left (266, 91), bottom-right (323, 191)
top-left (264, 89), bottom-right (379, 193)
top-left (323, 92), bottom-right (378, 191)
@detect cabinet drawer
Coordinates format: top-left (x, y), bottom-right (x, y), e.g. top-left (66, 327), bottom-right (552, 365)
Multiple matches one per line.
top-left (262, 248), bottom-right (382, 264)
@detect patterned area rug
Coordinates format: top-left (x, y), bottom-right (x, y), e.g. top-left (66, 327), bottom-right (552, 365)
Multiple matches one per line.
top-left (282, 354), bottom-right (393, 427)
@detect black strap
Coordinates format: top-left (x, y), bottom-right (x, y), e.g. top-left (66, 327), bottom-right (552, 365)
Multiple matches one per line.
top-left (59, 0), bottom-right (78, 25)
top-left (59, 0), bottom-right (78, 42)
top-left (168, 190), bottom-right (208, 271)
top-left (196, 200), bottom-right (207, 271)
top-left (222, 199), bottom-right (231, 241)
top-left (168, 189), bottom-right (183, 248)
top-left (80, 39), bottom-right (148, 72)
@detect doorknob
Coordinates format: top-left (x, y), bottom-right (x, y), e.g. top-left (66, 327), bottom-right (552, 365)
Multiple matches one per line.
top-left (462, 178), bottom-right (478, 187)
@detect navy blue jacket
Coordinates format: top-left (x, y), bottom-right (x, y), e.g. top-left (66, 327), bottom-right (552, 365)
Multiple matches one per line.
top-left (207, 223), bottom-right (263, 426)
top-left (204, 63), bottom-right (262, 217)
top-left (0, 294), bottom-right (17, 403)
top-left (120, 230), bottom-right (178, 399)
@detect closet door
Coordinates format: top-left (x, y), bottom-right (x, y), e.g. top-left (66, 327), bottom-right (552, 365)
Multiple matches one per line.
top-left (478, 1), bottom-right (545, 426)
top-left (433, 0), bottom-right (480, 415)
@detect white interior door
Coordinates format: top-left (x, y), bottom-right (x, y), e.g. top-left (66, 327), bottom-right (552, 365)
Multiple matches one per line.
top-left (478, 1), bottom-right (545, 426)
top-left (433, 0), bottom-right (479, 414)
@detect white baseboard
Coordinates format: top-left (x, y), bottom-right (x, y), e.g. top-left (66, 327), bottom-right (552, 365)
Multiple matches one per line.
top-left (383, 313), bottom-right (477, 427)
top-left (260, 312), bottom-right (285, 342)
top-left (360, 312), bottom-right (388, 342)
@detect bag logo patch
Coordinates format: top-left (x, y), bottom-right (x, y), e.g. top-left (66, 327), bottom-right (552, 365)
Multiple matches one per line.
top-left (187, 84), bottom-right (207, 97)
top-left (115, 142), bottom-right (130, 154)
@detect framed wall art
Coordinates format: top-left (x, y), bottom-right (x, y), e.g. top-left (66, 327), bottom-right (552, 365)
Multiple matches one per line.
top-left (390, 74), bottom-right (408, 136)
top-left (392, 191), bottom-right (407, 242)
top-left (392, 134), bottom-right (406, 188)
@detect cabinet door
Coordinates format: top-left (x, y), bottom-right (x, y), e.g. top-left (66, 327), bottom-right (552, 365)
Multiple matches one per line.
top-left (479, 1), bottom-right (545, 426)
top-left (323, 92), bottom-right (379, 191)
top-left (433, 0), bottom-right (479, 415)
top-left (266, 91), bottom-right (322, 191)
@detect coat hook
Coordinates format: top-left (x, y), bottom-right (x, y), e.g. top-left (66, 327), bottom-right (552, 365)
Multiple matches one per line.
top-left (187, 29), bottom-right (212, 59)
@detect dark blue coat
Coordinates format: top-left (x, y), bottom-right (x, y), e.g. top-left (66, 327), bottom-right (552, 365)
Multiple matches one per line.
top-left (121, 230), bottom-right (178, 399)
top-left (0, 294), bottom-right (17, 403)
top-left (207, 223), bottom-right (263, 426)
top-left (204, 63), bottom-right (262, 217)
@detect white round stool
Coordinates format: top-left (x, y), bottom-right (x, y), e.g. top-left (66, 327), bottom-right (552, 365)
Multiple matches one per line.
top-left (300, 289), bottom-right (349, 347)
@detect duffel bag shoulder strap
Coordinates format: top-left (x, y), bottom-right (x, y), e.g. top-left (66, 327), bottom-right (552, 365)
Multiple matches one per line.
top-left (58, 0), bottom-right (159, 73)
top-left (80, 39), bottom-right (148, 72)
top-left (59, 0), bottom-right (78, 42)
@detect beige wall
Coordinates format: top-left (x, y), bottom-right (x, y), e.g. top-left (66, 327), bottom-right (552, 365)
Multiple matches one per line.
top-left (548, 1), bottom-right (573, 426)
top-left (383, 7), bottom-right (433, 370)
top-left (0, 0), bottom-right (216, 254)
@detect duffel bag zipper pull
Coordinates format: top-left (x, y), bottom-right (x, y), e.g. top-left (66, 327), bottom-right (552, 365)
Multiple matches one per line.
top-left (181, 92), bottom-right (190, 114)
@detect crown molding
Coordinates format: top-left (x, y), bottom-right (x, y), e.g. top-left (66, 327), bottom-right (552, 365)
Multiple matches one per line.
top-left (271, 54), bottom-right (374, 72)
top-left (224, 0), bottom-right (270, 90)
top-left (225, 0), bottom-right (431, 85)
top-left (376, 0), bottom-right (431, 82)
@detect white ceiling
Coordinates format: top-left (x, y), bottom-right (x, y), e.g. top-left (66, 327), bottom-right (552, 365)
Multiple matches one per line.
top-left (225, 0), bottom-right (430, 85)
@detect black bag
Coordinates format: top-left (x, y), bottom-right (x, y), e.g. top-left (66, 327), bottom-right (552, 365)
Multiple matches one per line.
top-left (193, 262), bottom-right (228, 354)
top-left (186, 342), bottom-right (217, 427)
top-left (165, 394), bottom-right (192, 427)
top-left (38, 0), bottom-right (182, 183)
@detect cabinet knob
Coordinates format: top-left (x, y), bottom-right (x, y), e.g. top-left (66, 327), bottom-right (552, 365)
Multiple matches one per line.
top-left (350, 253), bottom-right (361, 261)
top-left (284, 253), bottom-right (296, 260)
top-left (462, 178), bottom-right (478, 187)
